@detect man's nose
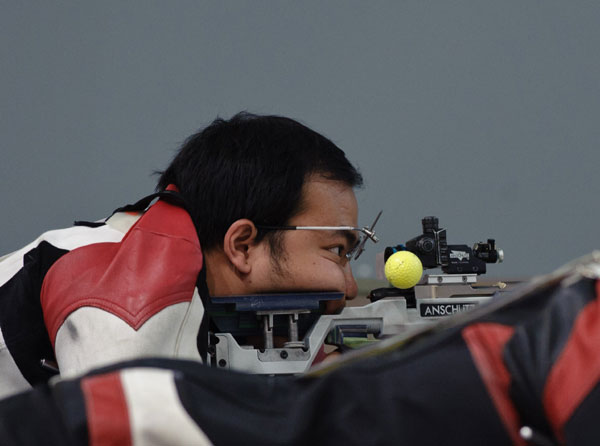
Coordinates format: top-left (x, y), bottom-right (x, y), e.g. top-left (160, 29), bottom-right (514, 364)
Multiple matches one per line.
top-left (344, 263), bottom-right (358, 300)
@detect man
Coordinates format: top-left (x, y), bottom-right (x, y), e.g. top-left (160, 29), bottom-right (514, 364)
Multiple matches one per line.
top-left (0, 113), bottom-right (366, 398)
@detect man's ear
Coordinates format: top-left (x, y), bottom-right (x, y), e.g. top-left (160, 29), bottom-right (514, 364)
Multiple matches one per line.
top-left (222, 219), bottom-right (259, 274)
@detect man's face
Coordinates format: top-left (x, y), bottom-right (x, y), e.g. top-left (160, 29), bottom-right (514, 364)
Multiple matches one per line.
top-left (250, 176), bottom-right (359, 312)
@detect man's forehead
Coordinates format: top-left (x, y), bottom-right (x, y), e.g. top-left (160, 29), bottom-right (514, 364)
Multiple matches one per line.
top-left (295, 177), bottom-right (358, 225)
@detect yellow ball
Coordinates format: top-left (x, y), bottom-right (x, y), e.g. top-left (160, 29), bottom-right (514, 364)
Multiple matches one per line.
top-left (384, 251), bottom-right (423, 289)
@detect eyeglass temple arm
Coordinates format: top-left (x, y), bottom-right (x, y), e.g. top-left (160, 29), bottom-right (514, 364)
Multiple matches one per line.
top-left (259, 210), bottom-right (383, 243)
top-left (291, 225), bottom-right (379, 242)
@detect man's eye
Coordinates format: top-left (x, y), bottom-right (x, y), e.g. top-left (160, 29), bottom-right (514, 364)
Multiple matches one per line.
top-left (328, 246), bottom-right (343, 257)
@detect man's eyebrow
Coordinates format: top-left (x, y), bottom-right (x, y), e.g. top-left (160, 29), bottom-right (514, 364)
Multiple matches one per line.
top-left (336, 229), bottom-right (359, 247)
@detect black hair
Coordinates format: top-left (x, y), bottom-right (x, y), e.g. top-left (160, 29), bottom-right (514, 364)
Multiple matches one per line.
top-left (156, 112), bottom-right (363, 252)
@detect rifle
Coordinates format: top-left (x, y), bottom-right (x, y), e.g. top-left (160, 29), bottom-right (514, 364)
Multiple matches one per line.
top-left (207, 216), bottom-right (510, 374)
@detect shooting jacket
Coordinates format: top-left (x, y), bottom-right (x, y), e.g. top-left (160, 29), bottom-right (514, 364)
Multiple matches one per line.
top-left (0, 190), bottom-right (205, 399)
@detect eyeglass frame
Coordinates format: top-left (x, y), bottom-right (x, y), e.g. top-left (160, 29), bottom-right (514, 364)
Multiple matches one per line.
top-left (255, 211), bottom-right (382, 262)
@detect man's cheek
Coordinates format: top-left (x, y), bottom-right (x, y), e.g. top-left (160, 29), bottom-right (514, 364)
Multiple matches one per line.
top-left (315, 265), bottom-right (346, 291)
top-left (319, 268), bottom-right (347, 313)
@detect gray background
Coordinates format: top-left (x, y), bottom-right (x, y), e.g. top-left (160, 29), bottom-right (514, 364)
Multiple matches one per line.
top-left (2, 2), bottom-right (599, 279)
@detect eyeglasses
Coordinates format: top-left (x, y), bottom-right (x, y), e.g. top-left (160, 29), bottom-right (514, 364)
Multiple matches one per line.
top-left (256, 210), bottom-right (382, 262)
